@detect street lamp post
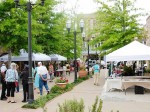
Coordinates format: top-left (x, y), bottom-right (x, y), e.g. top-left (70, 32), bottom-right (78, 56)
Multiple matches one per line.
top-left (87, 39), bottom-right (90, 76)
top-left (66, 20), bottom-right (84, 82)
top-left (91, 34), bottom-right (98, 61)
top-left (14, 0), bottom-right (45, 104)
top-left (82, 33), bottom-right (90, 76)
top-left (95, 44), bottom-right (98, 61)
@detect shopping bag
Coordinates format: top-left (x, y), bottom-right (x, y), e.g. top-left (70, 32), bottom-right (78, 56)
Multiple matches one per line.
top-left (15, 81), bottom-right (19, 87)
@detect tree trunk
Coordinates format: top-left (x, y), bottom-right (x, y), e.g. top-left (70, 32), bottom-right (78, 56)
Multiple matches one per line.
top-left (8, 49), bottom-right (11, 69)
top-left (99, 52), bottom-right (101, 67)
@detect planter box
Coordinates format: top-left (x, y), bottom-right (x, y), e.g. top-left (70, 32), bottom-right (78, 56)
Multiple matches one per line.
top-left (78, 70), bottom-right (87, 78)
top-left (56, 83), bottom-right (67, 89)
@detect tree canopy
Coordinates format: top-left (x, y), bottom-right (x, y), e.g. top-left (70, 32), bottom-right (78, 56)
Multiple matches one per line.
top-left (92, 0), bottom-right (146, 55)
top-left (0, 0), bottom-right (76, 59)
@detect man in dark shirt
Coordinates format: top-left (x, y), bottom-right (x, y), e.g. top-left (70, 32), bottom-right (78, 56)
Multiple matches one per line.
top-left (20, 65), bottom-right (29, 102)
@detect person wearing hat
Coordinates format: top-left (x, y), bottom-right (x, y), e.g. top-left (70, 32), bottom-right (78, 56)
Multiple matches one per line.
top-left (0, 63), bottom-right (7, 100)
top-left (37, 62), bottom-right (50, 95)
top-left (20, 65), bottom-right (29, 102)
top-left (92, 61), bottom-right (100, 86)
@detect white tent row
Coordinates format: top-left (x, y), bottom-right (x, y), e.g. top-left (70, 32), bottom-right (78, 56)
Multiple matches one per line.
top-left (106, 40), bottom-right (150, 62)
top-left (0, 53), bottom-right (51, 62)
top-left (49, 54), bottom-right (67, 61)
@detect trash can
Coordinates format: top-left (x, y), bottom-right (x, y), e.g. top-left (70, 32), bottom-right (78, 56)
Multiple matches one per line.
top-left (135, 86), bottom-right (144, 94)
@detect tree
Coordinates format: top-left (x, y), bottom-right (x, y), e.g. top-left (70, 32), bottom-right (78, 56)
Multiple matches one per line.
top-left (93, 0), bottom-right (145, 55)
top-left (0, 0), bottom-right (75, 60)
top-left (32, 0), bottom-right (75, 59)
top-left (0, 0), bottom-right (43, 55)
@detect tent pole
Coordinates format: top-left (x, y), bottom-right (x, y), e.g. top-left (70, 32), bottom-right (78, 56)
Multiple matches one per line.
top-left (111, 61), bottom-right (113, 75)
top-left (34, 61), bottom-right (35, 68)
top-left (142, 61), bottom-right (143, 76)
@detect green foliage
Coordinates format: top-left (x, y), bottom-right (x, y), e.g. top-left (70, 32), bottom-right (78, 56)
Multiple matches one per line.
top-left (89, 96), bottom-right (103, 112)
top-left (0, 0), bottom-right (74, 59)
top-left (38, 96), bottom-right (48, 112)
top-left (22, 93), bottom-right (59, 109)
top-left (58, 99), bottom-right (84, 112)
top-left (0, 0), bottom-right (30, 54)
top-left (74, 76), bottom-right (89, 84)
top-left (93, 0), bottom-right (146, 55)
top-left (57, 96), bottom-right (103, 112)
top-left (145, 68), bottom-right (150, 73)
top-left (123, 66), bottom-right (133, 76)
top-left (50, 83), bottom-right (73, 94)
top-left (55, 78), bottom-right (68, 83)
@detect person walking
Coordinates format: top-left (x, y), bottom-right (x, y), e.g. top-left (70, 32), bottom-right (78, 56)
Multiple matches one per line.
top-left (37, 62), bottom-right (50, 95)
top-left (15, 64), bottom-right (19, 93)
top-left (34, 64), bottom-right (40, 94)
top-left (89, 66), bottom-right (93, 78)
top-left (20, 65), bottom-right (29, 102)
top-left (66, 63), bottom-right (70, 75)
top-left (48, 63), bottom-right (54, 82)
top-left (62, 63), bottom-right (67, 78)
top-left (92, 61), bottom-right (100, 86)
top-left (5, 63), bottom-right (18, 103)
top-left (0, 63), bottom-right (7, 100)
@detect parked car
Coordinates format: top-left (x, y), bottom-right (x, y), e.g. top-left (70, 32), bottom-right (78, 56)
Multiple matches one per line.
top-left (85, 60), bottom-right (97, 68)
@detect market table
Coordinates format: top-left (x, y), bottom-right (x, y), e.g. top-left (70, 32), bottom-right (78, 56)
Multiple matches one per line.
top-left (122, 79), bottom-right (150, 94)
top-left (104, 77), bottom-right (123, 92)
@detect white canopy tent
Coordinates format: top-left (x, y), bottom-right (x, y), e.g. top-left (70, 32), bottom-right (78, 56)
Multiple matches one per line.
top-left (0, 53), bottom-right (51, 61)
top-left (106, 40), bottom-right (150, 62)
top-left (49, 54), bottom-right (67, 61)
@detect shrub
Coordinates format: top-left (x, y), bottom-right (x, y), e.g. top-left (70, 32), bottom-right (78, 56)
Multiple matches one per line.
top-left (89, 96), bottom-right (103, 112)
top-left (57, 96), bottom-right (103, 112)
top-left (79, 64), bottom-right (86, 70)
top-left (51, 83), bottom-right (73, 94)
top-left (58, 99), bottom-right (84, 112)
top-left (22, 93), bottom-right (59, 109)
top-left (123, 66), bottom-right (133, 76)
top-left (145, 68), bottom-right (150, 73)
top-left (55, 77), bottom-right (68, 83)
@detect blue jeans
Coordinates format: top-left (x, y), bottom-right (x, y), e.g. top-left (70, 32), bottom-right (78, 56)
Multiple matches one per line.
top-left (39, 78), bottom-right (49, 95)
top-left (16, 85), bottom-right (19, 92)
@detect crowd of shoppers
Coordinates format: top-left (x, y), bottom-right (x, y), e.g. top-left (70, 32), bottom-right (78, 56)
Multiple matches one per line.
top-left (0, 60), bottom-right (98, 103)
top-left (0, 61), bottom-right (51, 103)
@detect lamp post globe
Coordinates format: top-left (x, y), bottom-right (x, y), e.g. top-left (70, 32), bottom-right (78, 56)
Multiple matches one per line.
top-left (66, 20), bottom-right (71, 33)
top-left (80, 19), bottom-right (84, 33)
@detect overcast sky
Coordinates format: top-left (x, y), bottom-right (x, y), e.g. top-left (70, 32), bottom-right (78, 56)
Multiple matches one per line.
top-left (61, 0), bottom-right (150, 25)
